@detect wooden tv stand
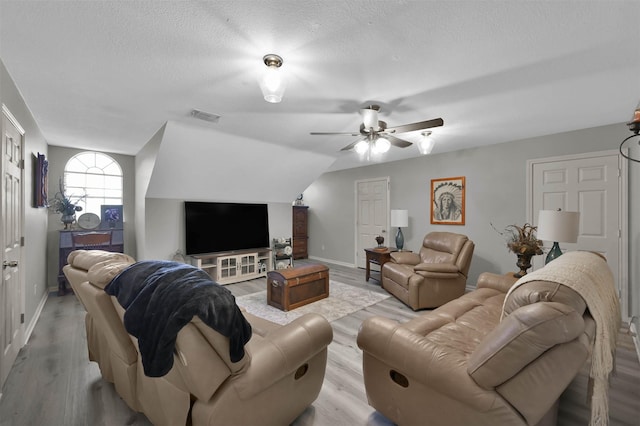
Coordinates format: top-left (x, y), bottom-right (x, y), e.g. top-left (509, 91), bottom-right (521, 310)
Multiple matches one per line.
top-left (189, 248), bottom-right (272, 285)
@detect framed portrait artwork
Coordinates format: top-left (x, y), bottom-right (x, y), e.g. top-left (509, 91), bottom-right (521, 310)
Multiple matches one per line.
top-left (100, 204), bottom-right (123, 229)
top-left (33, 152), bottom-right (48, 208)
top-left (430, 176), bottom-right (465, 225)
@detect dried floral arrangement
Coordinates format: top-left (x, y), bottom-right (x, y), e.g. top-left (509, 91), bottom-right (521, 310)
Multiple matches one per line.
top-left (48, 178), bottom-right (86, 229)
top-left (492, 223), bottom-right (543, 255)
top-left (48, 178), bottom-right (85, 216)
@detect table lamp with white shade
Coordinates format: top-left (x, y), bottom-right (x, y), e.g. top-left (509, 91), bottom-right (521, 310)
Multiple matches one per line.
top-left (390, 209), bottom-right (409, 251)
top-left (536, 209), bottom-right (580, 264)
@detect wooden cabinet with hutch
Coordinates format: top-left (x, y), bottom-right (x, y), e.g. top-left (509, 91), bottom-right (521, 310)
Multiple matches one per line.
top-left (292, 206), bottom-right (308, 259)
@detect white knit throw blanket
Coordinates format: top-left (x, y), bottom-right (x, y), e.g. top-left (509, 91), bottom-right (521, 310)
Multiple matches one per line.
top-left (501, 251), bottom-right (620, 426)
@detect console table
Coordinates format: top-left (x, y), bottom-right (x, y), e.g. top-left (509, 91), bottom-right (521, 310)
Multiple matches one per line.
top-left (190, 248), bottom-right (272, 285)
top-left (57, 228), bottom-right (124, 295)
top-left (364, 247), bottom-right (398, 283)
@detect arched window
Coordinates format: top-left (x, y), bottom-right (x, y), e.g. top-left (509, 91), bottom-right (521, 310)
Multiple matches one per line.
top-left (64, 152), bottom-right (123, 216)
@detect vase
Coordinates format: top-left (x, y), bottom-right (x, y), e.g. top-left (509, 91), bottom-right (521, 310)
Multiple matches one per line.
top-left (514, 252), bottom-right (534, 278)
top-left (61, 214), bottom-right (75, 229)
top-left (395, 227), bottom-right (405, 251)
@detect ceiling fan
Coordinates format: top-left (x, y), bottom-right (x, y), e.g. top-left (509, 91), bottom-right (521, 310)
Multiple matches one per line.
top-left (310, 105), bottom-right (444, 153)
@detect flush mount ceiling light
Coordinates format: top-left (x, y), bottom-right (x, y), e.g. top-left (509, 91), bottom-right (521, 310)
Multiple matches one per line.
top-left (259, 54), bottom-right (286, 103)
top-left (417, 131), bottom-right (435, 155)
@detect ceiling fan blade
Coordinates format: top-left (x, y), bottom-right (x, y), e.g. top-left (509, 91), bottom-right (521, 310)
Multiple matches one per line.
top-left (340, 138), bottom-right (365, 151)
top-left (386, 117), bottom-right (444, 134)
top-left (385, 135), bottom-right (413, 148)
top-left (310, 131), bottom-right (361, 136)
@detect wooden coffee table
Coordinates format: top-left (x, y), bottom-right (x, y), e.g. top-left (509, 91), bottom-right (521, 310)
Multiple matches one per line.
top-left (364, 247), bottom-right (398, 282)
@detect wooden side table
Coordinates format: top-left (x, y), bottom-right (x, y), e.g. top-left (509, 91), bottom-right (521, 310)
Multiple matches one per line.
top-left (364, 247), bottom-right (398, 282)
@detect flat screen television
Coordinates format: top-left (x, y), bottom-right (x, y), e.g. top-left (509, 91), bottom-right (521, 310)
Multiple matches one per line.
top-left (185, 201), bottom-right (270, 255)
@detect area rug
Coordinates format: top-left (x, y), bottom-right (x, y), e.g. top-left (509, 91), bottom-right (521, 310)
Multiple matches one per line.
top-left (235, 280), bottom-right (390, 325)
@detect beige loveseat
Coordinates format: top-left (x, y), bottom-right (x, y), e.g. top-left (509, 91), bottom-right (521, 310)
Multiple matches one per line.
top-left (358, 251), bottom-right (620, 426)
top-left (64, 250), bottom-right (333, 426)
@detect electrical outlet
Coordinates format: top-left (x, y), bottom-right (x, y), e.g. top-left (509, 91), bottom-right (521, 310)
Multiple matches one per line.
top-left (34, 283), bottom-right (37, 295)
top-left (321, 245), bottom-right (325, 251)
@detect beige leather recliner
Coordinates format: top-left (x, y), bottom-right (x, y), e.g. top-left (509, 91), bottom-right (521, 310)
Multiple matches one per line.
top-left (64, 250), bottom-right (333, 426)
top-left (382, 231), bottom-right (474, 310)
top-left (63, 250), bottom-right (140, 409)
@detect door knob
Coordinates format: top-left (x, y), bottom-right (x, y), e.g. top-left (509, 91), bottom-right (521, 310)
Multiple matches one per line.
top-left (2, 260), bottom-right (18, 269)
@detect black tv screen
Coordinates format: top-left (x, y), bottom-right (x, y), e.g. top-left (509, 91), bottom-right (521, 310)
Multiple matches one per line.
top-left (185, 201), bottom-right (270, 255)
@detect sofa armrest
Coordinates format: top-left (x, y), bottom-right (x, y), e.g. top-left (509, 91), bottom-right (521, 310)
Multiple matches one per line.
top-left (233, 313), bottom-right (333, 399)
top-left (467, 302), bottom-right (584, 388)
top-left (357, 316), bottom-right (500, 412)
top-left (390, 251), bottom-right (421, 265)
top-left (475, 272), bottom-right (518, 293)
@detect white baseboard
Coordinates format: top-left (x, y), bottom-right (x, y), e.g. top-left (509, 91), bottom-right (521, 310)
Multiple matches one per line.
top-left (631, 321), bottom-right (640, 365)
top-left (307, 255), bottom-right (355, 269)
top-left (24, 290), bottom-right (48, 345)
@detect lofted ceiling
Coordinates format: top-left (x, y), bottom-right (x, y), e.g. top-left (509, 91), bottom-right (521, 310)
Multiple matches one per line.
top-left (1, 1), bottom-right (639, 175)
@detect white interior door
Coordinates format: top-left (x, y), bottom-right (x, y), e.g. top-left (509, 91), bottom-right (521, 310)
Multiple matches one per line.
top-left (529, 151), bottom-right (627, 317)
top-left (1, 106), bottom-right (25, 390)
top-left (355, 177), bottom-right (389, 269)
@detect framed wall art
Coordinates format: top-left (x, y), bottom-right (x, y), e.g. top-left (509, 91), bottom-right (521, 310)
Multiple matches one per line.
top-left (100, 204), bottom-right (123, 229)
top-left (430, 176), bottom-right (465, 225)
top-left (33, 152), bottom-right (48, 208)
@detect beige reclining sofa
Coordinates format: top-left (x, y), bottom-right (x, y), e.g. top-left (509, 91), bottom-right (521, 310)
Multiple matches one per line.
top-left (358, 251), bottom-right (620, 426)
top-left (64, 250), bottom-right (333, 426)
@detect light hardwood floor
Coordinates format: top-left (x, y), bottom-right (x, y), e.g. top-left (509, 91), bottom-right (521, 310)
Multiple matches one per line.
top-left (1, 260), bottom-right (638, 426)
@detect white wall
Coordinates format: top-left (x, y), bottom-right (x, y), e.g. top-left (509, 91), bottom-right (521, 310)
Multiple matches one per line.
top-left (267, 202), bottom-right (294, 241)
top-left (143, 198), bottom-right (182, 260)
top-left (135, 124), bottom-right (164, 260)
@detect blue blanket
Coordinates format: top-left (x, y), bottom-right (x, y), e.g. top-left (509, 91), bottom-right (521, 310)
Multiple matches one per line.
top-left (104, 260), bottom-right (252, 377)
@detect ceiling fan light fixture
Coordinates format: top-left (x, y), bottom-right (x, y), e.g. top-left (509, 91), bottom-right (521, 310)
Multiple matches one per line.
top-left (418, 131), bottom-right (435, 155)
top-left (361, 107), bottom-right (379, 130)
top-left (259, 54), bottom-right (286, 103)
top-left (373, 137), bottom-right (391, 154)
top-left (354, 140), bottom-right (369, 154)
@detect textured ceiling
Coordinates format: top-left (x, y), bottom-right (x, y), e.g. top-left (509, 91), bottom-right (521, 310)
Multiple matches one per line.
top-left (1, 1), bottom-right (639, 172)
